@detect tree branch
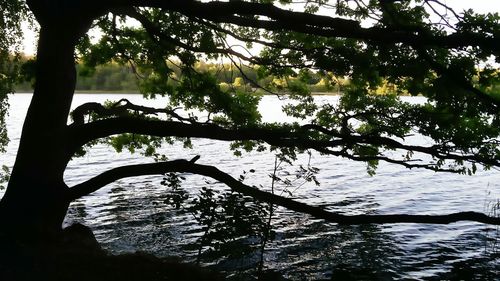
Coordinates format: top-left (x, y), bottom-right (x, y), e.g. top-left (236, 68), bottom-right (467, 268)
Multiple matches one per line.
top-left (67, 117), bottom-right (500, 171)
top-left (416, 48), bottom-right (500, 108)
top-left (122, 0), bottom-right (498, 51)
top-left (374, 2), bottom-right (500, 108)
top-left (68, 158), bottom-right (500, 225)
top-left (71, 99), bottom-right (193, 124)
top-left (125, 8), bottom-right (258, 62)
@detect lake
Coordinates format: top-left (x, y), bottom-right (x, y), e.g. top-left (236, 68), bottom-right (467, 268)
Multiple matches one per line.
top-left (1, 94), bottom-right (499, 280)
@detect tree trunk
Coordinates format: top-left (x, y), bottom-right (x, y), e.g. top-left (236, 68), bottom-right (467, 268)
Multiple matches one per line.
top-left (0, 22), bottom-right (81, 240)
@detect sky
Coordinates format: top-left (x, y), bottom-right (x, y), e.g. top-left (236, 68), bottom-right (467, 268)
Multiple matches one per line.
top-left (20, 0), bottom-right (500, 55)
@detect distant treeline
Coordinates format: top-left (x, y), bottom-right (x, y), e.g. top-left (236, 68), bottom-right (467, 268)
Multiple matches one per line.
top-left (14, 60), bottom-right (347, 94)
top-left (15, 62), bottom-right (140, 92)
top-left (12, 58), bottom-right (500, 96)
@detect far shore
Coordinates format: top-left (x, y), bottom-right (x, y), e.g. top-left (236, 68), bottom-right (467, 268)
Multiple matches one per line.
top-left (12, 90), bottom-right (345, 96)
top-left (11, 91), bottom-right (426, 97)
top-left (13, 91), bottom-right (143, 95)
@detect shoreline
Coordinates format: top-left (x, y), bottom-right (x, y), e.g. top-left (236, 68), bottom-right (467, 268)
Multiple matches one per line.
top-left (11, 91), bottom-right (421, 97)
top-left (12, 91), bottom-right (143, 95)
top-left (12, 91), bottom-right (344, 96)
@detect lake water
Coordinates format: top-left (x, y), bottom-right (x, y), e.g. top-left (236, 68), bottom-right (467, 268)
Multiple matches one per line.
top-left (1, 94), bottom-right (499, 280)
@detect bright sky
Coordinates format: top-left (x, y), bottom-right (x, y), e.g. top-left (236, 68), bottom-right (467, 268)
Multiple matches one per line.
top-left (21, 1), bottom-right (500, 55)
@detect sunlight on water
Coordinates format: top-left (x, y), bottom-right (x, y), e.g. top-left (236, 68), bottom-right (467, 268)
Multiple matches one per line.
top-left (1, 94), bottom-right (498, 280)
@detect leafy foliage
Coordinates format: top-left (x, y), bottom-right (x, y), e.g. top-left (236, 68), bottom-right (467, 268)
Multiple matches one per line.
top-left (160, 157), bottom-right (320, 268)
top-left (0, 165), bottom-right (10, 190)
top-left (67, 1), bottom-right (500, 174)
top-left (161, 173), bottom-right (271, 263)
top-left (0, 0), bottom-right (32, 152)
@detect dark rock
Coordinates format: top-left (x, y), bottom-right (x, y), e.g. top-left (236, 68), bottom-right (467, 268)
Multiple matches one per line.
top-left (0, 224), bottom-right (223, 280)
top-left (61, 223), bottom-right (101, 253)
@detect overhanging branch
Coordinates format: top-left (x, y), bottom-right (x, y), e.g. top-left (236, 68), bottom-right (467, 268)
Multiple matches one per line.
top-left (71, 99), bottom-right (193, 124)
top-left (67, 116), bottom-right (500, 171)
top-left (122, 0), bottom-right (498, 51)
top-left (68, 158), bottom-right (500, 225)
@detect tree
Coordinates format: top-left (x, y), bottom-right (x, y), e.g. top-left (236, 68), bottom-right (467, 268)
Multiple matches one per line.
top-left (0, 0), bottom-right (499, 264)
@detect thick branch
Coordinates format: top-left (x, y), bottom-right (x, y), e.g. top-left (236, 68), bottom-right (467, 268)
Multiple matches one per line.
top-left (123, 0), bottom-right (498, 51)
top-left (67, 117), bottom-right (333, 158)
top-left (71, 99), bottom-right (193, 124)
top-left (68, 117), bottom-right (500, 170)
top-left (68, 159), bottom-right (500, 225)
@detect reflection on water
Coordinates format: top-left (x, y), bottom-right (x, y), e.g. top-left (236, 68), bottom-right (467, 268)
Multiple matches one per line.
top-left (1, 94), bottom-right (499, 280)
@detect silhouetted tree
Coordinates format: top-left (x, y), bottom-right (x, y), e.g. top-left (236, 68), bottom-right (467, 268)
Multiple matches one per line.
top-left (0, 0), bottom-right (499, 248)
